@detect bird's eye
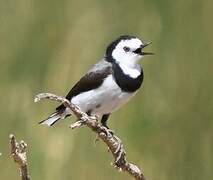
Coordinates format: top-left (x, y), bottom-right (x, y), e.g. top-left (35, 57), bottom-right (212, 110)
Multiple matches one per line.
top-left (123, 46), bottom-right (130, 52)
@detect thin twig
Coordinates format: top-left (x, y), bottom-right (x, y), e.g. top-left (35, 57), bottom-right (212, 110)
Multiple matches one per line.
top-left (9, 134), bottom-right (30, 180)
top-left (35, 92), bottom-right (146, 180)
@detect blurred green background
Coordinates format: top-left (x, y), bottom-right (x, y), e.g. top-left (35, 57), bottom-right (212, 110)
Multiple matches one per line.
top-left (0, 0), bottom-right (212, 179)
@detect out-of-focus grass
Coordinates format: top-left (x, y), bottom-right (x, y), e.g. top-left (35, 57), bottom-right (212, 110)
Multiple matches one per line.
top-left (0, 0), bottom-right (212, 179)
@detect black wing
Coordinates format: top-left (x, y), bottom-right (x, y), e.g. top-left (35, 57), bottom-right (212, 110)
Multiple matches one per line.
top-left (56, 59), bottom-right (112, 111)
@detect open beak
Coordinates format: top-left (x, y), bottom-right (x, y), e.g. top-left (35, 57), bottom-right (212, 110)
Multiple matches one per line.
top-left (134, 42), bottom-right (154, 56)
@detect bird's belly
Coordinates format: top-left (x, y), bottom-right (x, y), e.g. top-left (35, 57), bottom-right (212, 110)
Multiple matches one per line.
top-left (71, 75), bottom-right (136, 116)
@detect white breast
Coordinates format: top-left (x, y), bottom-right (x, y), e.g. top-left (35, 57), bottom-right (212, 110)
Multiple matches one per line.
top-left (71, 75), bottom-right (136, 117)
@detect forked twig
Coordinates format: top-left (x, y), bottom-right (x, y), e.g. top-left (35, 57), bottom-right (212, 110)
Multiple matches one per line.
top-left (9, 134), bottom-right (30, 180)
top-left (34, 92), bottom-right (145, 180)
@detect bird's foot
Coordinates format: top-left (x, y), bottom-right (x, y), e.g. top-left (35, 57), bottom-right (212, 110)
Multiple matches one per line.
top-left (101, 126), bottom-right (114, 138)
top-left (108, 129), bottom-right (115, 135)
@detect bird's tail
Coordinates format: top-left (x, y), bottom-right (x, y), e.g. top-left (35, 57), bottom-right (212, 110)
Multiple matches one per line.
top-left (39, 110), bottom-right (67, 127)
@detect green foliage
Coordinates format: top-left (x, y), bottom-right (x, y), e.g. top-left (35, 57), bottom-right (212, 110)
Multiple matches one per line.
top-left (0, 0), bottom-right (212, 179)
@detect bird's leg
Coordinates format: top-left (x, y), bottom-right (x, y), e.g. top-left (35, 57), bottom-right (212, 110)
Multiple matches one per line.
top-left (94, 114), bottom-right (115, 144)
top-left (101, 114), bottom-right (110, 128)
top-left (101, 114), bottom-right (114, 135)
top-left (89, 113), bottom-right (125, 162)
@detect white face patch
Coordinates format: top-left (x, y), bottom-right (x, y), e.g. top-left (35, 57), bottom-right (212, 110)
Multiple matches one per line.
top-left (112, 38), bottom-right (143, 67)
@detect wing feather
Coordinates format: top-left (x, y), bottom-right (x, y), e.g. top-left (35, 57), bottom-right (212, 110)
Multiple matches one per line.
top-left (56, 59), bottom-right (112, 111)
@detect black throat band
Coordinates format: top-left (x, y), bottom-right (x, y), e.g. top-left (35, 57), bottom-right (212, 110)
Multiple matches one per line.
top-left (112, 62), bottom-right (143, 93)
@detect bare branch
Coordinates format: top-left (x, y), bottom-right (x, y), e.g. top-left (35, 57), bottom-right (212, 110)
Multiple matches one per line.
top-left (35, 92), bottom-right (146, 180)
top-left (9, 134), bottom-right (30, 180)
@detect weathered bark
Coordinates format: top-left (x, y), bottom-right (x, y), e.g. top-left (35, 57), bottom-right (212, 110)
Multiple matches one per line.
top-left (9, 134), bottom-right (30, 180)
top-left (34, 92), bottom-right (146, 180)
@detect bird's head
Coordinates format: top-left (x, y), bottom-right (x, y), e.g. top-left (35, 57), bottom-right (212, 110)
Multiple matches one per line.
top-left (106, 35), bottom-right (153, 67)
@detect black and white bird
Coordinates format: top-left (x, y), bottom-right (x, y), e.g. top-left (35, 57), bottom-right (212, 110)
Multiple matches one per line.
top-left (39, 35), bottom-right (153, 127)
